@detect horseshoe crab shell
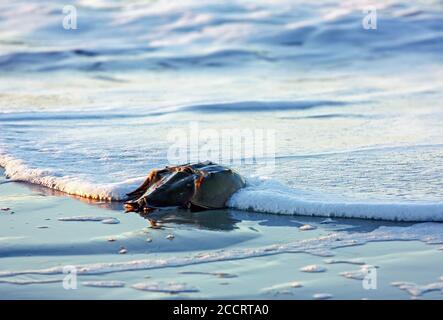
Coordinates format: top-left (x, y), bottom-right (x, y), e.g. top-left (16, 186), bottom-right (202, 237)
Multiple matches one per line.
top-left (124, 161), bottom-right (245, 212)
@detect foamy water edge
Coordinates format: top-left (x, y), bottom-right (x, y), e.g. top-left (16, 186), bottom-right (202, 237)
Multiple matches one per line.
top-left (1, 153), bottom-right (443, 222)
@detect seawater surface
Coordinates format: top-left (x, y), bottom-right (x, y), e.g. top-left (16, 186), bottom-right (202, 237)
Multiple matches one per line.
top-left (1, 0), bottom-right (443, 221)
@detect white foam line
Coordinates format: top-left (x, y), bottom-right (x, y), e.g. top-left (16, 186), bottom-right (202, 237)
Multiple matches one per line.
top-left (132, 281), bottom-right (198, 293)
top-left (391, 280), bottom-right (443, 297)
top-left (58, 216), bottom-right (111, 222)
top-left (228, 178), bottom-right (443, 222)
top-left (0, 154), bottom-right (143, 201)
top-left (0, 223), bottom-right (441, 278)
top-left (340, 265), bottom-right (376, 281)
top-left (81, 280), bottom-right (126, 288)
top-left (58, 216), bottom-right (120, 224)
top-left (2, 153), bottom-right (443, 221)
top-left (0, 278), bottom-right (63, 285)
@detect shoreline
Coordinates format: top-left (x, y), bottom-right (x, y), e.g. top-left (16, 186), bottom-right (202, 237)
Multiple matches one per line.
top-left (2, 167), bottom-right (443, 223)
top-left (1, 175), bottom-right (442, 299)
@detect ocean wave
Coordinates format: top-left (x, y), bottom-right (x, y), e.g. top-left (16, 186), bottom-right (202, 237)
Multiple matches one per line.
top-left (0, 111), bottom-right (156, 122)
top-left (1, 1), bottom-right (442, 72)
top-left (181, 100), bottom-right (349, 113)
top-left (0, 48), bottom-right (274, 72)
top-left (0, 99), bottom-right (351, 121)
top-left (1, 0), bottom-right (442, 223)
top-left (1, 154), bottom-right (442, 222)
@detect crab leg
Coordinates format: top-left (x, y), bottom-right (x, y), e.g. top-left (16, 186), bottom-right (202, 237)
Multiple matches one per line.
top-left (126, 168), bottom-right (172, 200)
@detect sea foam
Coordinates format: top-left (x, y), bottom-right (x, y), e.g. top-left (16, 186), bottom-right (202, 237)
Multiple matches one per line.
top-left (1, 154), bottom-right (443, 221)
top-left (0, 154), bottom-right (143, 201)
top-left (228, 177), bottom-right (443, 222)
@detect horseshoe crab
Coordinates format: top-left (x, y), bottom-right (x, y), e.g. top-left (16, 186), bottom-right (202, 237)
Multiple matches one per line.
top-left (124, 161), bottom-right (245, 213)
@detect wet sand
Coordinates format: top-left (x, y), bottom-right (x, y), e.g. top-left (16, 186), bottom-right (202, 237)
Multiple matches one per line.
top-left (0, 172), bottom-right (442, 300)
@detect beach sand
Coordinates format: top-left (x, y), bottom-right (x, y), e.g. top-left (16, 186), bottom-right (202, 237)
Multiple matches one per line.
top-left (1, 171), bottom-right (442, 300)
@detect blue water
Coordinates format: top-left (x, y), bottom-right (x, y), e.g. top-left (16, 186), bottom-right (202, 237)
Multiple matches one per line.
top-left (1, 0), bottom-right (443, 220)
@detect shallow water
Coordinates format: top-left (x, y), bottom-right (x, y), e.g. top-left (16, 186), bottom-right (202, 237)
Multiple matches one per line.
top-left (1, 1), bottom-right (443, 220)
top-left (0, 0), bottom-right (443, 299)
